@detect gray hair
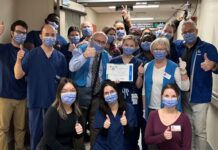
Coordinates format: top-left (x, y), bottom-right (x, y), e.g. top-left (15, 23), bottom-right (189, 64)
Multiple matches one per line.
top-left (91, 31), bottom-right (108, 43)
top-left (150, 37), bottom-right (170, 54)
top-left (182, 20), bottom-right (197, 29)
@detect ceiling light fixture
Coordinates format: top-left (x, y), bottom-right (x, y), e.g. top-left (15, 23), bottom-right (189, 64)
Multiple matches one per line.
top-left (131, 17), bottom-right (154, 21)
top-left (133, 5), bottom-right (159, 8)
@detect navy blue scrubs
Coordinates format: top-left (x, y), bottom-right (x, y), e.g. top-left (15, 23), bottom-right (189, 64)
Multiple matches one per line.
top-left (110, 56), bottom-right (142, 149)
top-left (0, 43), bottom-right (26, 99)
top-left (93, 103), bottom-right (137, 150)
top-left (22, 46), bottom-right (67, 150)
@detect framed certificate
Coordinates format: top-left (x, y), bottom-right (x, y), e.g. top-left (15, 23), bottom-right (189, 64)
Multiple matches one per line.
top-left (106, 63), bottom-right (133, 82)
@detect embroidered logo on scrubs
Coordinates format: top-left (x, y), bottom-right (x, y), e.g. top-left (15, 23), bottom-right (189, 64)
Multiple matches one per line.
top-left (197, 49), bottom-right (201, 55)
top-left (122, 88), bottom-right (129, 99)
top-left (163, 72), bottom-right (171, 80)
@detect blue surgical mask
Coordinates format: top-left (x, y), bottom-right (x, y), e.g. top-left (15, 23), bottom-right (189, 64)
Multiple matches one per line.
top-left (14, 34), bottom-right (26, 45)
top-left (141, 41), bottom-right (151, 51)
top-left (71, 36), bottom-right (80, 45)
top-left (48, 21), bottom-right (59, 29)
top-left (155, 30), bottom-right (162, 38)
top-left (61, 92), bottom-right (77, 105)
top-left (92, 41), bottom-right (104, 53)
top-left (153, 50), bottom-right (166, 60)
top-left (82, 27), bottom-right (92, 37)
top-left (183, 32), bottom-right (197, 44)
top-left (104, 92), bottom-right (118, 104)
top-left (162, 97), bottom-right (178, 108)
top-left (123, 47), bottom-right (136, 55)
top-left (43, 36), bottom-right (56, 47)
top-left (162, 32), bottom-right (173, 41)
top-left (107, 35), bottom-right (115, 44)
top-left (116, 29), bottom-right (126, 39)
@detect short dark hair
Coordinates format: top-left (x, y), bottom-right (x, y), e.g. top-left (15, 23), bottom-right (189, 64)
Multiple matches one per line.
top-left (10, 20), bottom-right (28, 31)
top-left (102, 26), bottom-right (116, 35)
top-left (67, 26), bottom-right (80, 36)
top-left (45, 13), bottom-right (59, 24)
top-left (141, 33), bottom-right (156, 42)
top-left (99, 80), bottom-right (127, 116)
top-left (161, 83), bottom-right (180, 98)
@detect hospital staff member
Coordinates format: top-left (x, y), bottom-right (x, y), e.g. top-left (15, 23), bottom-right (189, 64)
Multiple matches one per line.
top-left (93, 80), bottom-right (137, 150)
top-left (110, 35), bottom-right (143, 150)
top-left (14, 24), bottom-right (67, 150)
top-left (0, 20), bottom-right (28, 150)
top-left (145, 83), bottom-right (192, 150)
top-left (174, 20), bottom-right (218, 150)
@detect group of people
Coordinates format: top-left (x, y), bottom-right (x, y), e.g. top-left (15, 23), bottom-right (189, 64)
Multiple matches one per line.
top-left (0, 6), bottom-right (218, 150)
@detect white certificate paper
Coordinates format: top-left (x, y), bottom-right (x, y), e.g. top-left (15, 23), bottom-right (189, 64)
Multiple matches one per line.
top-left (106, 63), bottom-right (133, 82)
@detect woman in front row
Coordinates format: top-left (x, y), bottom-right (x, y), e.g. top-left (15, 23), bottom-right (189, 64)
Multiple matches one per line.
top-left (93, 80), bottom-right (137, 150)
top-left (37, 78), bottom-right (84, 150)
top-left (145, 83), bottom-right (192, 150)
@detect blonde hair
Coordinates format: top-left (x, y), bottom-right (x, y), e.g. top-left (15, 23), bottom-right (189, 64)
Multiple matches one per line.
top-left (150, 37), bottom-right (170, 54)
top-left (122, 35), bottom-right (139, 47)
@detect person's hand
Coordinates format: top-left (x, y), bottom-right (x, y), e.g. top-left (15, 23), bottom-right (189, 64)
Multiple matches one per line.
top-left (120, 111), bottom-right (127, 126)
top-left (121, 5), bottom-right (130, 20)
top-left (0, 21), bottom-right (5, 36)
top-left (68, 43), bottom-right (76, 52)
top-left (103, 114), bottom-right (111, 129)
top-left (179, 57), bottom-right (187, 75)
top-left (17, 45), bottom-right (25, 62)
top-left (75, 122), bottom-right (83, 135)
top-left (83, 45), bottom-right (96, 58)
top-left (163, 126), bottom-right (172, 140)
top-left (201, 53), bottom-right (216, 71)
top-left (138, 63), bottom-right (144, 77)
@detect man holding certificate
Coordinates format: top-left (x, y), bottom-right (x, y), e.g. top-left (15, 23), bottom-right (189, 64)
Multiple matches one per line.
top-left (109, 35), bottom-right (144, 150)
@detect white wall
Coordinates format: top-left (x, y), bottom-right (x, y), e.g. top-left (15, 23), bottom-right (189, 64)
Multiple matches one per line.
top-left (0, 0), bottom-right (54, 43)
top-left (0, 0), bottom-right (15, 43)
top-left (81, 7), bottom-right (98, 27)
top-left (196, 0), bottom-right (218, 149)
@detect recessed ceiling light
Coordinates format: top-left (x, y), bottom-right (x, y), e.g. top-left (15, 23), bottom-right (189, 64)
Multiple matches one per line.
top-left (136, 2), bottom-right (147, 5)
top-left (133, 5), bottom-right (159, 9)
top-left (108, 6), bottom-right (116, 9)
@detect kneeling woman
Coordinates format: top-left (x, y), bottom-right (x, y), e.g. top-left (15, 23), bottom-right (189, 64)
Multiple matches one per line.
top-left (145, 83), bottom-right (191, 150)
top-left (37, 78), bottom-right (84, 150)
top-left (93, 80), bottom-right (137, 150)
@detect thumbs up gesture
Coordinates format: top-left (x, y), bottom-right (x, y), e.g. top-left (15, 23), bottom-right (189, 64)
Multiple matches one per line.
top-left (0, 21), bottom-right (4, 36)
top-left (201, 53), bottom-right (216, 71)
top-left (120, 111), bottom-right (127, 126)
top-left (163, 126), bottom-right (172, 140)
top-left (75, 121), bottom-right (83, 135)
top-left (68, 43), bottom-right (76, 52)
top-left (83, 43), bottom-right (96, 58)
top-left (179, 57), bottom-right (187, 75)
top-left (138, 63), bottom-right (144, 77)
top-left (103, 114), bottom-right (111, 129)
top-left (17, 45), bottom-right (25, 62)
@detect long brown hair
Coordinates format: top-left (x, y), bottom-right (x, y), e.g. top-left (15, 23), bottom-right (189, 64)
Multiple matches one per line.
top-left (52, 77), bottom-right (82, 120)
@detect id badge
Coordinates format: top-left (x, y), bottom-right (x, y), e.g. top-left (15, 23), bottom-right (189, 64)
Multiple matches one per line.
top-left (171, 125), bottom-right (181, 132)
top-left (131, 93), bottom-right (138, 105)
top-left (163, 72), bottom-right (171, 80)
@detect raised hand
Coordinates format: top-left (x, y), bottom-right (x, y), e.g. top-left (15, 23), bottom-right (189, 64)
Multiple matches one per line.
top-left (68, 43), bottom-right (76, 52)
top-left (138, 63), bottom-right (144, 77)
top-left (201, 53), bottom-right (216, 71)
top-left (103, 114), bottom-right (111, 129)
top-left (83, 44), bottom-right (96, 58)
top-left (120, 111), bottom-right (127, 126)
top-left (0, 21), bottom-right (5, 36)
top-left (17, 45), bottom-right (25, 62)
top-left (75, 121), bottom-right (83, 135)
top-left (163, 126), bottom-right (172, 140)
